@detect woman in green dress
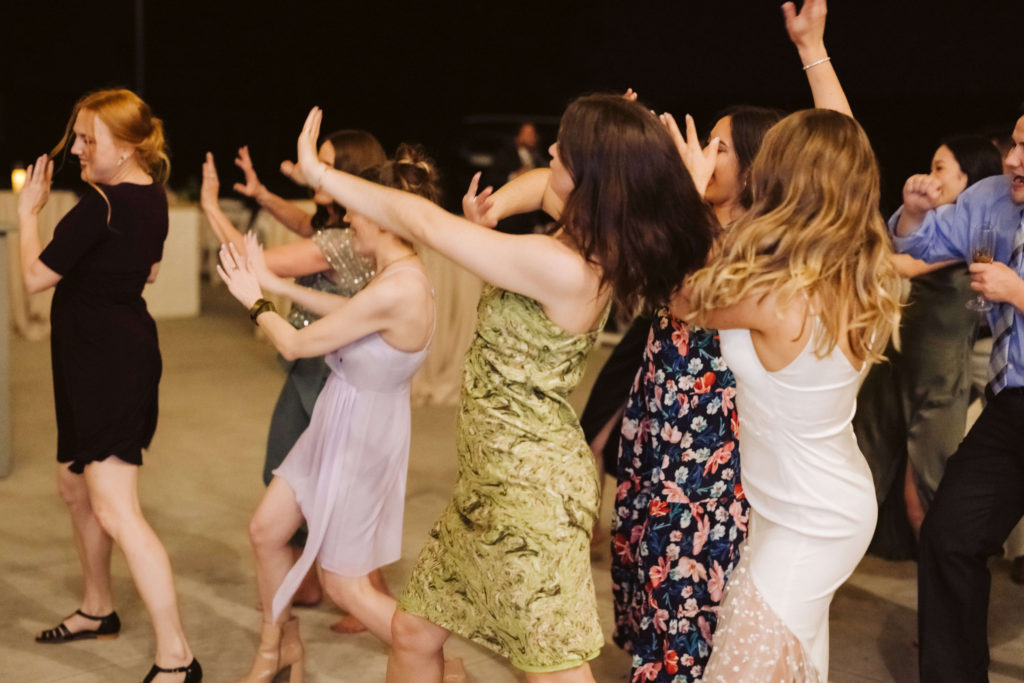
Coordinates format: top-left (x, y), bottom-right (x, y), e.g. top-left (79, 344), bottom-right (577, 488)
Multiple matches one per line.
top-left (288, 95), bottom-right (716, 682)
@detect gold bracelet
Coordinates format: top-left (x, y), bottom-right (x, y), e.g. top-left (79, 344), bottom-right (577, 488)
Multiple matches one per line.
top-left (248, 298), bottom-right (275, 324)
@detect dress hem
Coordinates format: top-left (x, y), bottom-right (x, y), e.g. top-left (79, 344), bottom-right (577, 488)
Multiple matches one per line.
top-left (397, 598), bottom-right (602, 673)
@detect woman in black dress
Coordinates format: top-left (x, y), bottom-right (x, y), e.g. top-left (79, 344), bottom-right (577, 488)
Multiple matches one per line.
top-left (18, 89), bottom-right (200, 683)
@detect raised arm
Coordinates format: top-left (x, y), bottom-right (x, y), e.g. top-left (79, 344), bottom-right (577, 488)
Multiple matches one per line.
top-left (894, 174), bottom-right (943, 236)
top-left (298, 108), bottom-right (597, 316)
top-left (659, 112), bottom-right (720, 196)
top-left (18, 155), bottom-right (62, 294)
top-left (201, 153), bottom-right (330, 278)
top-left (462, 168), bottom-right (559, 228)
top-left (234, 145), bottom-right (316, 237)
top-left (783, 0), bottom-right (852, 118)
top-left (200, 152), bottom-right (248, 253)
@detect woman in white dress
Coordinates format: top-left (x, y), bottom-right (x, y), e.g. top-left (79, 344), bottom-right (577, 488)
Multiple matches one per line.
top-left (677, 109), bottom-right (902, 681)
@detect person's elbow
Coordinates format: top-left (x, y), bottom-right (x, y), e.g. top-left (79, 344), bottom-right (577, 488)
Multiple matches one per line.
top-left (22, 262), bottom-right (59, 294)
top-left (277, 332), bottom-right (310, 362)
top-left (23, 274), bottom-right (51, 295)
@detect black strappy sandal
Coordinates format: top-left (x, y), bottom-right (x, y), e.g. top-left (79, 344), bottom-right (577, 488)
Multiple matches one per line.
top-left (35, 609), bottom-right (121, 643)
top-left (142, 657), bottom-right (202, 682)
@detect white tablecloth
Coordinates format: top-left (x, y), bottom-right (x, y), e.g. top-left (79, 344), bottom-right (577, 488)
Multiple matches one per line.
top-left (0, 190), bottom-right (77, 339)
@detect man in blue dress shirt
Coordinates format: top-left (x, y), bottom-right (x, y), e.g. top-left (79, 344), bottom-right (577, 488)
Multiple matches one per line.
top-left (891, 113), bottom-right (1024, 682)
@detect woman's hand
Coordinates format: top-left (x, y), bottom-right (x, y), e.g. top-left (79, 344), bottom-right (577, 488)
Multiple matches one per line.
top-left (243, 231), bottom-right (286, 293)
top-left (200, 152), bottom-right (220, 211)
top-left (216, 242), bottom-right (264, 309)
top-left (782, 0), bottom-right (828, 55)
top-left (462, 172), bottom-right (499, 228)
top-left (278, 159), bottom-right (308, 187)
top-left (17, 154), bottom-right (52, 218)
top-left (660, 112), bottom-right (719, 196)
top-left (296, 107), bottom-right (325, 188)
top-left (232, 146), bottom-right (266, 199)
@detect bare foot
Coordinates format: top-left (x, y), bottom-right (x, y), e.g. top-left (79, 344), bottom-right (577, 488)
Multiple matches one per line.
top-left (330, 614), bottom-right (368, 634)
top-left (443, 657), bottom-right (467, 683)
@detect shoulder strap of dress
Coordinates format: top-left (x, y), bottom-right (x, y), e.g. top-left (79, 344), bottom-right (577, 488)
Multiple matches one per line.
top-left (375, 264), bottom-right (433, 291)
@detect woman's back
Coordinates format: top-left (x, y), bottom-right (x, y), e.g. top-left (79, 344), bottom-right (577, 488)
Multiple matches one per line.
top-left (719, 325), bottom-right (874, 532)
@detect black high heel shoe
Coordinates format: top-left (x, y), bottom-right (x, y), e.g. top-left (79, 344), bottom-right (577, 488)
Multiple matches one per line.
top-left (35, 609), bottom-right (121, 643)
top-left (142, 657), bottom-right (202, 682)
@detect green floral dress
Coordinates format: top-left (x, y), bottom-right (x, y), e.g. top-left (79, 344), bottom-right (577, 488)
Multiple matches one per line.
top-left (399, 285), bottom-right (606, 672)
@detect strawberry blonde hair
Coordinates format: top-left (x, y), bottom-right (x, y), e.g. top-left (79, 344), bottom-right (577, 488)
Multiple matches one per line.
top-left (53, 88), bottom-right (170, 184)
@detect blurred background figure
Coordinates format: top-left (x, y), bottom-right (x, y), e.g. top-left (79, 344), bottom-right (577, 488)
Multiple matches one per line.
top-left (490, 122), bottom-right (550, 234)
top-left (855, 134), bottom-right (1003, 560)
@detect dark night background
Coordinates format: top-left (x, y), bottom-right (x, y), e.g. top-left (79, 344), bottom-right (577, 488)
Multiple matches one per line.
top-left (2, 1), bottom-right (1021, 213)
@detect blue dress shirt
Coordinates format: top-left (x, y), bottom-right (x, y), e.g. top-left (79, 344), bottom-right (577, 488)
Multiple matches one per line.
top-left (889, 174), bottom-right (1024, 390)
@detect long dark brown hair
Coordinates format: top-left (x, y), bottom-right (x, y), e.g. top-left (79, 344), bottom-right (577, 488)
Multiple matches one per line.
top-left (556, 93), bottom-right (716, 312)
top-left (715, 105), bottom-right (784, 209)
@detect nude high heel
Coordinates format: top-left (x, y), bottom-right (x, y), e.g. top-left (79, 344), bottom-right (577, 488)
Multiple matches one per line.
top-left (279, 617), bottom-right (305, 683)
top-left (236, 618), bottom-right (303, 683)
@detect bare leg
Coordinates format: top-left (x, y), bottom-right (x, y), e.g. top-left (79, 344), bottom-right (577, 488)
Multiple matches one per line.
top-left (321, 571), bottom-right (396, 644)
top-left (387, 609), bottom-right (450, 683)
top-left (248, 477), bottom-right (306, 626)
top-left (331, 568), bottom-right (391, 634)
top-left (589, 407), bottom-right (623, 549)
top-left (524, 664), bottom-right (597, 683)
top-left (291, 548), bottom-right (323, 606)
top-left (904, 461), bottom-right (926, 538)
top-left (83, 458), bottom-right (192, 680)
top-left (43, 464), bottom-right (116, 636)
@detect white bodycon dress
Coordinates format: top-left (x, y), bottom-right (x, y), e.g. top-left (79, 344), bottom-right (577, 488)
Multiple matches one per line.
top-left (704, 326), bottom-right (876, 682)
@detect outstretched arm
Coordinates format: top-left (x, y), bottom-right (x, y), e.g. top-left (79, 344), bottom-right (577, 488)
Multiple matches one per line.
top-left (298, 108), bottom-right (596, 314)
top-left (783, 0), bottom-right (852, 117)
top-left (234, 145), bottom-right (315, 237)
top-left (201, 153), bottom-right (330, 278)
top-left (462, 168), bottom-right (560, 227)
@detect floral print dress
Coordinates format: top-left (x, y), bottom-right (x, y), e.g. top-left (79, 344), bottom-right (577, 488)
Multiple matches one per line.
top-left (611, 310), bottom-right (748, 683)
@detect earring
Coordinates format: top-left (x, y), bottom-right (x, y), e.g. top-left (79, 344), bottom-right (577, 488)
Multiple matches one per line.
top-left (117, 155), bottom-right (127, 166)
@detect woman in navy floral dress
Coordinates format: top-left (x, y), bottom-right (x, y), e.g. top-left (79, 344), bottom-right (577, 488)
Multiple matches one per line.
top-left (611, 309), bottom-right (747, 683)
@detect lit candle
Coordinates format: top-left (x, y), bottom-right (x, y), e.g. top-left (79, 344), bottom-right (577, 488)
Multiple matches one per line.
top-left (11, 167), bottom-right (26, 193)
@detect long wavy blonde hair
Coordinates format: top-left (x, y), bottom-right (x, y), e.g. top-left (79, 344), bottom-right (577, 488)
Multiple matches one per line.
top-left (688, 109), bottom-right (901, 364)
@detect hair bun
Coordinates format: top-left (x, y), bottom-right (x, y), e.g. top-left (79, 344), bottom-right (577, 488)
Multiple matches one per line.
top-left (391, 143), bottom-right (442, 204)
top-left (357, 143), bottom-right (442, 205)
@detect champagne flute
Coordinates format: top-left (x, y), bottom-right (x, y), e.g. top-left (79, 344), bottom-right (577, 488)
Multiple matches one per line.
top-left (966, 225), bottom-right (996, 312)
